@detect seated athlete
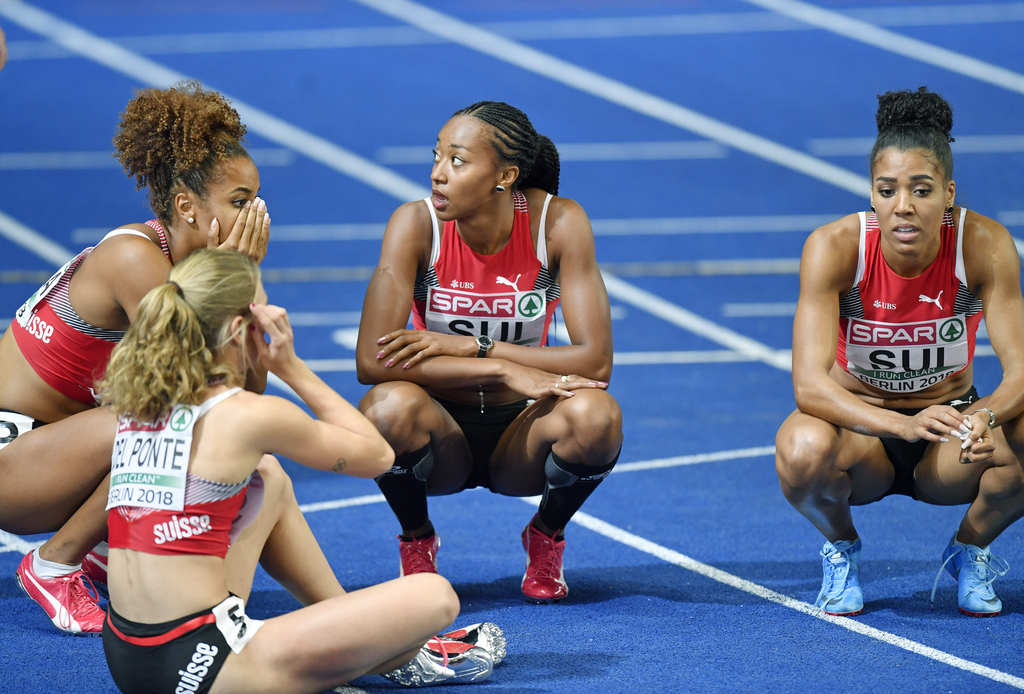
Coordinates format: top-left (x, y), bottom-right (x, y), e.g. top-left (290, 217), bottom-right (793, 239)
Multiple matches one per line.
top-left (3, 81), bottom-right (270, 633)
top-left (776, 87), bottom-right (1024, 617)
top-left (100, 249), bottom-right (504, 693)
top-left (356, 101), bottom-right (623, 602)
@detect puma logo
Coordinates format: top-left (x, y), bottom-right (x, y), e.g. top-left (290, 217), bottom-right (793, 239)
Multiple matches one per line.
top-left (496, 274), bottom-right (521, 292)
top-left (918, 290), bottom-right (943, 310)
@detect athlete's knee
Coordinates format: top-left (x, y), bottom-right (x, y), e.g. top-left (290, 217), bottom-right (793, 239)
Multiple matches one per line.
top-left (360, 383), bottom-right (434, 448)
top-left (978, 457), bottom-right (1024, 503)
top-left (775, 421), bottom-right (839, 491)
top-left (558, 390), bottom-right (622, 458)
top-left (405, 573), bottom-right (460, 626)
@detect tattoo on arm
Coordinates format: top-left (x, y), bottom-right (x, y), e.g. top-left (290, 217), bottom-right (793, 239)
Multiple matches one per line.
top-left (332, 458), bottom-right (348, 472)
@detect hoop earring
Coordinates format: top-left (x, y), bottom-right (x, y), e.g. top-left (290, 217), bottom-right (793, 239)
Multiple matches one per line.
top-left (494, 185), bottom-right (505, 193)
top-left (188, 216), bottom-right (195, 224)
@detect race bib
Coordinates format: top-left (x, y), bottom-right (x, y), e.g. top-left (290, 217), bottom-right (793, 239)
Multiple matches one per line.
top-left (15, 251), bottom-right (87, 330)
top-left (212, 595), bottom-right (264, 654)
top-left (425, 286), bottom-right (547, 346)
top-left (845, 315), bottom-right (970, 393)
top-left (0, 412), bottom-right (35, 449)
top-left (107, 404), bottom-right (199, 512)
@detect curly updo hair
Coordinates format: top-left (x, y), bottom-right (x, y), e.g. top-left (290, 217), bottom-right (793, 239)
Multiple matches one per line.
top-left (870, 86), bottom-right (954, 181)
top-left (113, 81), bottom-right (250, 227)
top-left (453, 101), bottom-right (560, 195)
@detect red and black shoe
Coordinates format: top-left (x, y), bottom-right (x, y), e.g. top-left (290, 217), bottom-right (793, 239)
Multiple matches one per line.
top-left (399, 533), bottom-right (440, 577)
top-left (521, 517), bottom-right (568, 602)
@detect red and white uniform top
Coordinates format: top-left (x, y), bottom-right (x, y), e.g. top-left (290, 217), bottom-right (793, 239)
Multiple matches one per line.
top-left (837, 208), bottom-right (983, 394)
top-left (11, 220), bottom-right (171, 406)
top-left (107, 388), bottom-right (264, 558)
top-left (412, 190), bottom-right (561, 347)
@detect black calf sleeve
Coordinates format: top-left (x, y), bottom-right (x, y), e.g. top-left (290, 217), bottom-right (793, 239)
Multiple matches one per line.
top-left (537, 448), bottom-right (620, 532)
top-left (375, 443), bottom-right (433, 533)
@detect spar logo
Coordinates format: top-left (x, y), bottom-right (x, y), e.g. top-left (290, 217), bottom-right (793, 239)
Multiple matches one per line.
top-left (170, 408), bottom-right (194, 432)
top-left (939, 318), bottom-right (964, 343)
top-left (518, 292), bottom-right (543, 318)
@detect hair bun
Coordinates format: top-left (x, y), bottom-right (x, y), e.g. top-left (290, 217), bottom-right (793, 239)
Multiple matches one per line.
top-left (876, 86), bottom-right (954, 143)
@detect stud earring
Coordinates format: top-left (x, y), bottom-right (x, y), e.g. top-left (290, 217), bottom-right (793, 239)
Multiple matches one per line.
top-left (870, 206), bottom-right (875, 213)
top-left (494, 185), bottom-right (505, 193)
top-left (188, 216), bottom-right (195, 224)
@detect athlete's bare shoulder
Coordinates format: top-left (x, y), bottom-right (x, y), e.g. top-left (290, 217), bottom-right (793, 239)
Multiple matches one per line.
top-left (801, 212), bottom-right (862, 292)
top-left (376, 200), bottom-right (435, 280)
top-left (959, 207), bottom-right (1019, 291)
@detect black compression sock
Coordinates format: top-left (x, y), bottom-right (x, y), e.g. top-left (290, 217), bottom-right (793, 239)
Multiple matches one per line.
top-left (375, 443), bottom-right (433, 533)
top-left (537, 448), bottom-right (620, 531)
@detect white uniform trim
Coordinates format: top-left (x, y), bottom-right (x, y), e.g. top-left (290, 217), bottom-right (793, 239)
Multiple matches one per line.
top-left (98, 228), bottom-right (154, 245)
top-left (536, 193), bottom-right (553, 268)
top-left (954, 207), bottom-right (970, 289)
top-left (423, 198), bottom-right (442, 267)
top-left (854, 211), bottom-right (867, 287)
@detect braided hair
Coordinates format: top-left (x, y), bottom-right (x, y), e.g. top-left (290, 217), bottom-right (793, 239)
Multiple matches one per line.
top-left (113, 80), bottom-right (250, 227)
top-left (870, 86), bottom-right (954, 181)
top-left (453, 101), bottom-right (560, 195)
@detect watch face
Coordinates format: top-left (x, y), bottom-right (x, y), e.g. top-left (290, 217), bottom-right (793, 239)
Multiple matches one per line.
top-left (477, 335), bottom-right (494, 348)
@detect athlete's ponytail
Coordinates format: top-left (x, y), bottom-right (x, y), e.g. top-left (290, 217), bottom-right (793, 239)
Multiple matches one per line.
top-left (870, 86), bottom-right (954, 181)
top-left (99, 249), bottom-right (260, 422)
top-left (453, 101), bottom-right (560, 195)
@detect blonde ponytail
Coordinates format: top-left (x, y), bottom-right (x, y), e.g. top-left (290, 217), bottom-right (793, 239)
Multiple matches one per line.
top-left (99, 249), bottom-right (260, 422)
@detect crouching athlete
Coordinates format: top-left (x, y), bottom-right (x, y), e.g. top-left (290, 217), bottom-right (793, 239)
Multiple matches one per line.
top-left (100, 249), bottom-right (504, 693)
top-left (356, 102), bottom-right (623, 602)
top-left (776, 87), bottom-right (1024, 617)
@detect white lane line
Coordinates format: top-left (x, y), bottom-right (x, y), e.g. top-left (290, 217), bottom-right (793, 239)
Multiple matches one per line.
top-left (1012, 236), bottom-right (1024, 260)
top-left (0, 530), bottom-right (46, 554)
top-left (602, 273), bottom-right (792, 372)
top-left (351, 0), bottom-right (869, 199)
top-left (591, 214), bottom-right (837, 236)
top-left (613, 446), bottom-right (776, 473)
top-left (1000, 212), bottom-right (1024, 226)
top-left (611, 350), bottom-right (762, 365)
top-left (0, 1), bottom-right (427, 203)
top-left (72, 214), bottom-right (839, 244)
top-left (0, 208), bottom-right (74, 266)
top-left (9, 5), bottom-right (1024, 60)
top-left (291, 483), bottom-right (1024, 688)
top-left (0, 148), bottom-right (295, 170)
top-left (722, 302), bottom-right (798, 317)
top-left (743, 0), bottom-right (1024, 97)
top-left (298, 493), bottom-right (387, 514)
top-left (73, 223), bottom-right (388, 244)
top-left (377, 140), bottom-right (728, 164)
top-left (288, 311), bottom-right (362, 326)
top-left (810, 135), bottom-right (1024, 157)
top-left (556, 507), bottom-right (1024, 691)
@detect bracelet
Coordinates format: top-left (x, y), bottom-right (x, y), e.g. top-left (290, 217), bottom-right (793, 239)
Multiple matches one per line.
top-left (969, 407), bottom-right (996, 428)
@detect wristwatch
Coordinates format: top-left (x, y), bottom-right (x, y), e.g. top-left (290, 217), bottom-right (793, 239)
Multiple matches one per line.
top-left (475, 335), bottom-right (494, 358)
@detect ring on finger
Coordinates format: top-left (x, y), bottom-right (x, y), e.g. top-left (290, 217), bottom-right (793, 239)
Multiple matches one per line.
top-left (560, 374), bottom-right (571, 383)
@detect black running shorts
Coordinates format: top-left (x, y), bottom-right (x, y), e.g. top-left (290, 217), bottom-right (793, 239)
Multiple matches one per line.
top-left (103, 595), bottom-right (262, 694)
top-left (434, 397), bottom-right (532, 491)
top-left (881, 386), bottom-right (979, 499)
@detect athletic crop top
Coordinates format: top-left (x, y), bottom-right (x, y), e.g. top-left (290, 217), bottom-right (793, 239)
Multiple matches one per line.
top-left (412, 191), bottom-right (561, 346)
top-left (837, 209), bottom-right (983, 394)
top-left (12, 221), bottom-right (171, 406)
top-left (107, 388), bottom-right (265, 558)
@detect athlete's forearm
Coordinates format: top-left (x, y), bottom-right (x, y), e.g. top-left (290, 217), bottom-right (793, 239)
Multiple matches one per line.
top-left (975, 366), bottom-right (1024, 426)
top-left (795, 376), bottom-right (907, 438)
top-left (357, 353), bottom-right (507, 390)
top-left (487, 341), bottom-right (612, 382)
